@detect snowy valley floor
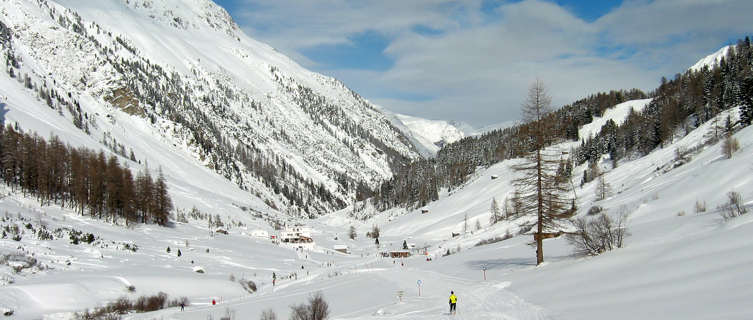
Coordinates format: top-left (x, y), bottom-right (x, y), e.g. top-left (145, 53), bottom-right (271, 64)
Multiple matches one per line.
top-left (1, 112), bottom-right (753, 319)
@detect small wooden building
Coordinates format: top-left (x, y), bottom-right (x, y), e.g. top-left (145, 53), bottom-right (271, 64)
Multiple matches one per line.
top-left (333, 244), bottom-right (350, 254)
top-left (389, 251), bottom-right (411, 258)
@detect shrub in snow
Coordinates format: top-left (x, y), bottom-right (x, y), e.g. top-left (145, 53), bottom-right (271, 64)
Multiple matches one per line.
top-left (239, 279), bottom-right (257, 293)
top-left (289, 292), bottom-right (329, 320)
top-left (167, 296), bottom-right (190, 308)
top-left (75, 292), bottom-right (173, 318)
top-left (2, 308), bottom-right (13, 316)
top-left (695, 200), bottom-right (707, 213)
top-left (193, 266), bottom-right (205, 273)
top-left (587, 206), bottom-right (603, 216)
top-left (122, 243), bottom-right (138, 252)
top-left (0, 254), bottom-right (40, 273)
top-left (220, 308), bottom-right (237, 320)
top-left (719, 191), bottom-right (748, 220)
top-left (110, 297), bottom-right (132, 314)
top-left (36, 227), bottom-right (53, 240)
top-left (133, 292), bottom-right (168, 312)
top-left (260, 309), bottom-right (277, 320)
top-left (474, 231), bottom-right (513, 247)
top-left (567, 213), bottom-right (629, 256)
top-left (722, 135), bottom-right (740, 159)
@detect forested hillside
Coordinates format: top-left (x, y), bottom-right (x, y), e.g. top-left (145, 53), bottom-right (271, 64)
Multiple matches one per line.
top-left (369, 37), bottom-right (753, 212)
top-left (0, 124), bottom-right (173, 226)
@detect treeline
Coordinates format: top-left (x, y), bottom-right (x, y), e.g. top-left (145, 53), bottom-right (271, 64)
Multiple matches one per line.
top-left (366, 89), bottom-right (647, 210)
top-left (0, 124), bottom-right (173, 225)
top-left (370, 37), bottom-right (752, 210)
top-left (575, 37), bottom-right (753, 165)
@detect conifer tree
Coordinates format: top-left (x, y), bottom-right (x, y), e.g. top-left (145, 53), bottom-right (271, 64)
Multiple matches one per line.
top-left (153, 167), bottom-right (172, 225)
top-left (136, 168), bottom-right (154, 223)
top-left (739, 76), bottom-right (753, 125)
top-left (490, 197), bottom-right (501, 225)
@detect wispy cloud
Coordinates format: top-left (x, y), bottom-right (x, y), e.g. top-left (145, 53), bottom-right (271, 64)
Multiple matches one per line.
top-left (228, 0), bottom-right (753, 127)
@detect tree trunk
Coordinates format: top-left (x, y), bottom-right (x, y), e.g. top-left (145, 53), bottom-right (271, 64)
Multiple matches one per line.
top-left (536, 148), bottom-right (544, 265)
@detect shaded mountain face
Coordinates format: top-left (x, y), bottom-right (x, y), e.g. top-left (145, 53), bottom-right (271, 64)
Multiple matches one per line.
top-left (384, 112), bottom-right (468, 158)
top-left (0, 0), bottom-right (418, 216)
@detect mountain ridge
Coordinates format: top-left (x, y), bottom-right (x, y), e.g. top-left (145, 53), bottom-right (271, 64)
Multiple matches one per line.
top-left (0, 0), bottom-right (419, 216)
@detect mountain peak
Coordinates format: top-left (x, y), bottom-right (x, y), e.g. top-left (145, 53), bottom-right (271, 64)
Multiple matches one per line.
top-left (689, 45), bottom-right (730, 72)
top-left (56, 0), bottom-right (239, 37)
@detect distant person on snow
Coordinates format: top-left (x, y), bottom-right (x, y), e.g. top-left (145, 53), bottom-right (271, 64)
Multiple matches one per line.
top-left (449, 291), bottom-right (457, 315)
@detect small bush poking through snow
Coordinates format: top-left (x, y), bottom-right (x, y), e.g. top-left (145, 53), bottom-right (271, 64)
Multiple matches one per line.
top-left (474, 231), bottom-right (513, 247)
top-left (121, 242), bottom-right (138, 252)
top-left (587, 206), bottom-right (603, 216)
top-left (133, 292), bottom-right (168, 312)
top-left (567, 214), bottom-right (629, 256)
top-left (240, 279), bottom-right (257, 293)
top-left (289, 292), bottom-right (329, 320)
top-left (167, 296), bottom-right (190, 308)
top-left (0, 254), bottom-right (41, 273)
top-left (695, 200), bottom-right (707, 213)
top-left (722, 135), bottom-right (740, 159)
top-left (260, 308), bottom-right (278, 320)
top-left (719, 191), bottom-right (748, 220)
top-left (75, 292), bottom-right (177, 319)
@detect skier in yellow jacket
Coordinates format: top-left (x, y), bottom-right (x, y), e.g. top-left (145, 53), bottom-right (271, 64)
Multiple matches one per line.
top-left (449, 291), bottom-right (457, 315)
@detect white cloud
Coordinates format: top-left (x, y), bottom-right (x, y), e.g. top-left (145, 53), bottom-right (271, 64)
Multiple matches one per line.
top-left (228, 0), bottom-right (753, 127)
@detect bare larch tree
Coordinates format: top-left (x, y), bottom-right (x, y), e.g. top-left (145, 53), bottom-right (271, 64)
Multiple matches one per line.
top-left (512, 80), bottom-right (574, 265)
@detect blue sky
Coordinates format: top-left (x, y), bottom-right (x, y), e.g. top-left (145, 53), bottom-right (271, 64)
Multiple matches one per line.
top-left (215, 0), bottom-right (752, 128)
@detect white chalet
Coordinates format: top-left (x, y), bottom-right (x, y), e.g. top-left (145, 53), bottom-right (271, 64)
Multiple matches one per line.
top-left (280, 226), bottom-right (314, 247)
top-left (250, 229), bottom-right (269, 239)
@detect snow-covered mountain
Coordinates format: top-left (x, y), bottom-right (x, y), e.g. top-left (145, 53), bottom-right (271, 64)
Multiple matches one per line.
top-left (0, 0), bottom-right (419, 215)
top-left (385, 112), bottom-right (467, 157)
top-left (689, 45), bottom-right (730, 71)
top-left (0, 29), bottom-right (751, 319)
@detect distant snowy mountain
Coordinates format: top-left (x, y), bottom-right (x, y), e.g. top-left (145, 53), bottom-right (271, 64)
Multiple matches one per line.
top-left (0, 0), bottom-right (418, 215)
top-left (471, 120), bottom-right (518, 136)
top-left (689, 45), bottom-right (730, 72)
top-left (384, 112), bottom-right (467, 157)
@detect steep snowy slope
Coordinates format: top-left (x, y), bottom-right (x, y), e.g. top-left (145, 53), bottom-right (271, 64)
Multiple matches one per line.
top-left (0, 0), bottom-right (418, 215)
top-left (578, 98), bottom-right (652, 139)
top-left (689, 45), bottom-right (730, 72)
